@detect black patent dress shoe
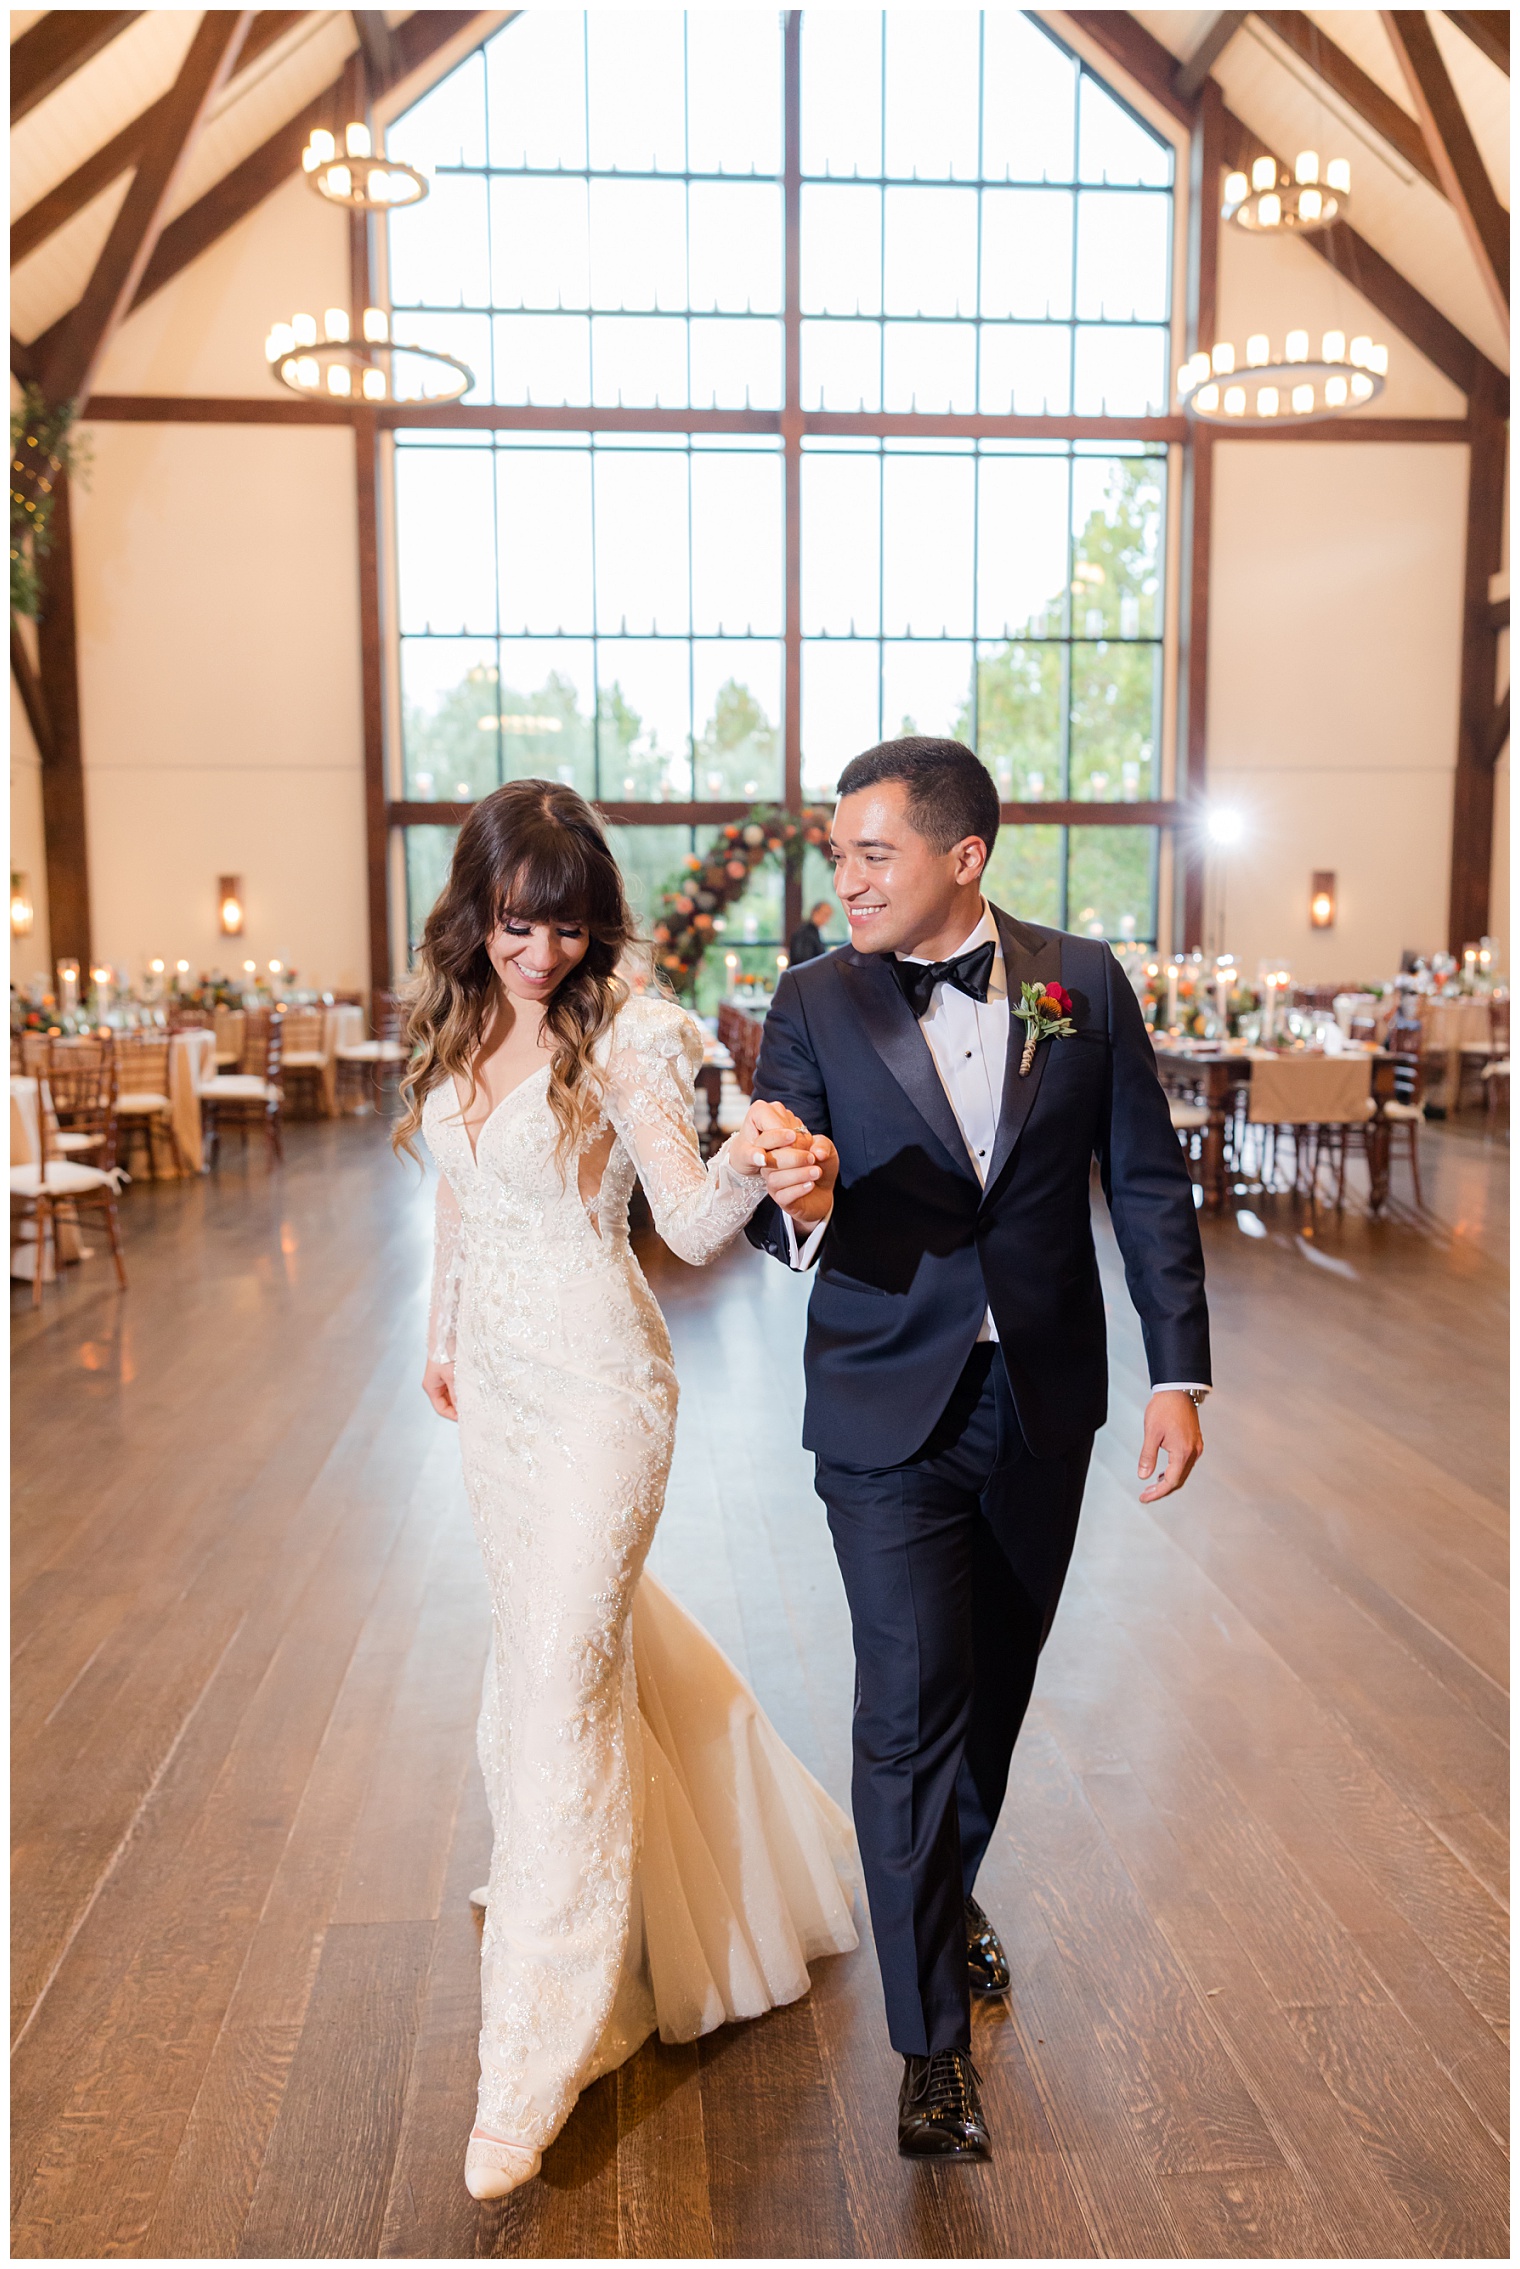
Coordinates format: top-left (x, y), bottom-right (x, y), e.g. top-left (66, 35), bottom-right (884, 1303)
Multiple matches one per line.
top-left (898, 2048), bottom-right (990, 2160)
top-left (965, 1895), bottom-right (1011, 1998)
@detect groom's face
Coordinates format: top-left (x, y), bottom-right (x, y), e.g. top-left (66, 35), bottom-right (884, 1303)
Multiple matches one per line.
top-left (830, 782), bottom-right (985, 958)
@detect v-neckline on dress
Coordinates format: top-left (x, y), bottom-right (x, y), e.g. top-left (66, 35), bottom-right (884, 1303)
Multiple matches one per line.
top-left (451, 1060), bottom-right (550, 1167)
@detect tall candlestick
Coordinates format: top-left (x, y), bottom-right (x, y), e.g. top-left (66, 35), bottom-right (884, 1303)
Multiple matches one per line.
top-left (1165, 963), bottom-right (1180, 1029)
top-left (1263, 974), bottom-right (1276, 1039)
top-left (1215, 967), bottom-right (1231, 1028)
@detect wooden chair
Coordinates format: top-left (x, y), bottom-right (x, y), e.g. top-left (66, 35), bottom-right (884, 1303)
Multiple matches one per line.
top-left (1355, 1015), bottom-right (1426, 1207)
top-left (44, 1036), bottom-right (113, 1163)
top-left (168, 1004), bottom-right (213, 1033)
top-left (1483, 1056), bottom-right (1509, 1133)
top-left (278, 1007), bottom-right (329, 1118)
top-left (334, 995), bottom-right (408, 1114)
top-left (113, 1033), bottom-right (177, 1179)
top-left (1167, 1096), bottom-right (1212, 1188)
top-left (10, 1053), bottom-right (128, 1307)
top-left (1458, 995), bottom-right (1510, 1110)
top-left (200, 1008), bottom-right (284, 1166)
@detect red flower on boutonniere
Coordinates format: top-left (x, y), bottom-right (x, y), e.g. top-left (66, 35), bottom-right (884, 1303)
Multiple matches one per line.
top-left (1014, 978), bottom-right (1076, 1076)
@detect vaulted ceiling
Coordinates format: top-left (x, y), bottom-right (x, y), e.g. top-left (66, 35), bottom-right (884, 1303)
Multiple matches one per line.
top-left (9, 8), bottom-right (1510, 399)
top-left (10, 9), bottom-right (502, 391)
top-left (1132, 10), bottom-right (1508, 369)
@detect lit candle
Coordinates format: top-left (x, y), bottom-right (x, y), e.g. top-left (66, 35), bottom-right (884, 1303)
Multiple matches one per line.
top-left (57, 959), bottom-right (78, 1016)
top-left (1165, 963), bottom-right (1180, 1029)
top-left (1464, 947), bottom-right (1477, 980)
top-left (1215, 960), bottom-right (1232, 1028)
top-left (1262, 971), bottom-right (1277, 1038)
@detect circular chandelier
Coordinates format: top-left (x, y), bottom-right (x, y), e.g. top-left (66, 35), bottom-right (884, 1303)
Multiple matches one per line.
top-left (1223, 150), bottom-right (1351, 236)
top-left (301, 121), bottom-right (426, 212)
top-left (1178, 329), bottom-right (1387, 426)
top-left (264, 307), bottom-right (474, 406)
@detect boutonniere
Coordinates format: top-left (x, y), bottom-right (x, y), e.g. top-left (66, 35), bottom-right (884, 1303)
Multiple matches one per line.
top-left (1013, 979), bottom-right (1075, 1076)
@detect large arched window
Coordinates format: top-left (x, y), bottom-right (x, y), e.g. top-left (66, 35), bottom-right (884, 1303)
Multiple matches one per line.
top-left (388, 12), bottom-right (1175, 973)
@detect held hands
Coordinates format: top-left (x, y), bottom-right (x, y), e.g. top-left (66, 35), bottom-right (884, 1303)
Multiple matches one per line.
top-left (423, 1359), bottom-right (459, 1423)
top-left (1137, 1389), bottom-right (1203, 1502)
top-left (729, 1096), bottom-right (839, 1230)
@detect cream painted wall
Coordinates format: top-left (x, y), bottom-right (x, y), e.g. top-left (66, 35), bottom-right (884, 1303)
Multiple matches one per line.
top-left (70, 420), bottom-right (368, 989)
top-left (10, 677), bottom-right (52, 986)
top-left (1207, 441), bottom-right (1469, 983)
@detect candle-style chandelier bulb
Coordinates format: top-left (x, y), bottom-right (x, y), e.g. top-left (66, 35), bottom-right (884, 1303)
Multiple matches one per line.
top-left (1224, 170), bottom-right (1248, 205)
top-left (1211, 341), bottom-right (1236, 374)
top-left (1295, 150), bottom-right (1319, 183)
top-left (362, 307), bottom-right (389, 342)
top-left (303, 128), bottom-right (335, 172)
top-left (1322, 330), bottom-right (1346, 362)
top-left (327, 364), bottom-right (352, 396)
top-left (1251, 155), bottom-right (1277, 192)
top-left (1246, 334), bottom-right (1270, 366)
top-left (361, 367), bottom-right (387, 401)
top-left (1285, 329), bottom-right (1309, 361)
top-left (1258, 192), bottom-right (1282, 226)
top-left (325, 308), bottom-right (350, 342)
top-left (1326, 157), bottom-right (1351, 193)
top-left (345, 120), bottom-right (372, 159)
top-left (292, 312), bottom-right (317, 346)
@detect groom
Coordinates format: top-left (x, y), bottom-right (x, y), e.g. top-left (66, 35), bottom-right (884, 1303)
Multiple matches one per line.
top-left (747, 737), bottom-right (1210, 2161)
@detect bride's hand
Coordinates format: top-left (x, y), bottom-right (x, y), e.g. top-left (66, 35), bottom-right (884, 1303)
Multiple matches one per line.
top-left (423, 1359), bottom-right (459, 1422)
top-left (729, 1097), bottom-right (813, 1179)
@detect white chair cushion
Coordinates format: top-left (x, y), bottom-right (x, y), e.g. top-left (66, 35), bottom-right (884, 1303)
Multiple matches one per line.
top-left (1482, 1057), bottom-right (1510, 1079)
top-left (281, 1050), bottom-right (328, 1068)
top-left (202, 1075), bottom-right (275, 1102)
top-left (116, 1091), bottom-right (171, 1112)
top-left (1168, 1100), bottom-right (1211, 1129)
top-left (54, 1130), bottom-right (102, 1153)
top-left (337, 1040), bottom-right (407, 1062)
top-left (1382, 1098), bottom-right (1425, 1121)
top-left (11, 1160), bottom-right (114, 1196)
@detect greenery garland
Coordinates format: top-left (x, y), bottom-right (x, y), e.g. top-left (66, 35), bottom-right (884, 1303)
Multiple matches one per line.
top-left (11, 386), bottom-right (86, 620)
top-left (650, 804), bottom-right (833, 987)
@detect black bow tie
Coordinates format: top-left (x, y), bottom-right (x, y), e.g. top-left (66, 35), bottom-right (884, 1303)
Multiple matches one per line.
top-left (888, 939), bottom-right (996, 1020)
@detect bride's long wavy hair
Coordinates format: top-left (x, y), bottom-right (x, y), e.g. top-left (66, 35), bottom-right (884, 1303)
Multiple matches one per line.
top-left (393, 779), bottom-right (633, 1170)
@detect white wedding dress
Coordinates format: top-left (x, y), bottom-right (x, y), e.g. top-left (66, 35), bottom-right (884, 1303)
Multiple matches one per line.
top-left (424, 991), bottom-right (860, 2152)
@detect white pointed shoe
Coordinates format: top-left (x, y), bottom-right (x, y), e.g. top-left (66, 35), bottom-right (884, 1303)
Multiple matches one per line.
top-left (464, 2133), bottom-right (541, 2200)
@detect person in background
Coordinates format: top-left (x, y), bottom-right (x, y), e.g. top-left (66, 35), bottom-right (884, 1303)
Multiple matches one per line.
top-left (788, 899), bottom-right (837, 967)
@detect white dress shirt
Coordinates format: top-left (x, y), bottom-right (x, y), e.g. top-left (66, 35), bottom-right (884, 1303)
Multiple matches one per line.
top-left (783, 900), bottom-right (1207, 1394)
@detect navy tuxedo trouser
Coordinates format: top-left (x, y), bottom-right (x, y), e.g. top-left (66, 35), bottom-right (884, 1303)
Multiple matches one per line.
top-left (816, 1343), bottom-right (1093, 2058)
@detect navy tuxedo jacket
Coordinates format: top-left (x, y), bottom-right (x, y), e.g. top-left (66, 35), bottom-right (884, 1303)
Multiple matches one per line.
top-left (744, 904), bottom-right (1211, 1468)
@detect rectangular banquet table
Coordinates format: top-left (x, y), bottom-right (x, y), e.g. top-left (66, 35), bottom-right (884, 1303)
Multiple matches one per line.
top-left (1153, 1042), bottom-right (1397, 1213)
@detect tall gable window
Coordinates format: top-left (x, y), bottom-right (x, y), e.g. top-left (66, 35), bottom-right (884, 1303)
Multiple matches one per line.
top-left (389, 13), bottom-right (1175, 963)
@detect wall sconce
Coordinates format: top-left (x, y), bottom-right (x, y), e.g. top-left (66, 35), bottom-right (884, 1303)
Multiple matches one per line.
top-left (10, 872), bottom-right (33, 937)
top-left (1310, 870), bottom-right (1336, 929)
top-left (218, 875), bottom-right (245, 936)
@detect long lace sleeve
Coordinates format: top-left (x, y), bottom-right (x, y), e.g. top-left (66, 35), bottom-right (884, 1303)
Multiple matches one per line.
top-left (605, 999), bottom-right (764, 1266)
top-left (429, 1170), bottom-right (466, 1363)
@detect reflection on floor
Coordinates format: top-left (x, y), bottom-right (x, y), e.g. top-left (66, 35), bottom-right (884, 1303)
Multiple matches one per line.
top-left (11, 1115), bottom-right (1507, 2257)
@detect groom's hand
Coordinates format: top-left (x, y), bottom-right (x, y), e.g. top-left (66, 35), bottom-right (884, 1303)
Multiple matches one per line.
top-left (759, 1118), bottom-right (838, 1231)
top-left (1137, 1390), bottom-right (1203, 1502)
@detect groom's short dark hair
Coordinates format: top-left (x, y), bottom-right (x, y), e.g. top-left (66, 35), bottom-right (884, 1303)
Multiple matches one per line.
top-left (836, 736), bottom-right (1000, 856)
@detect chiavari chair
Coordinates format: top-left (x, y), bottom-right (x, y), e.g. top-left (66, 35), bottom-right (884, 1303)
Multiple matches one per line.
top-left (278, 1007), bottom-right (329, 1118)
top-left (334, 995), bottom-right (409, 1114)
top-left (113, 1032), bottom-right (177, 1178)
top-left (199, 1007), bottom-right (285, 1165)
top-left (10, 1049), bottom-right (128, 1308)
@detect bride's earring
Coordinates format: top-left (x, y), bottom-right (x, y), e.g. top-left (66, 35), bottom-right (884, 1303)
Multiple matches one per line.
top-left (464, 2132), bottom-right (541, 2200)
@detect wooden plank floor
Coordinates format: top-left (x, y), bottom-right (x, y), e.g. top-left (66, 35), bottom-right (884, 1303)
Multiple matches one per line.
top-left (12, 1113), bottom-right (1508, 2257)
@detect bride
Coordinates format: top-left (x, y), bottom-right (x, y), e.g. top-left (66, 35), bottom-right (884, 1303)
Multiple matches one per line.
top-left (394, 778), bottom-right (860, 2201)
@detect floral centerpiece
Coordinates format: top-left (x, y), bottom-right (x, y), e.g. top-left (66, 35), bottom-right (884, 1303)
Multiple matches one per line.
top-left (650, 804), bottom-right (832, 989)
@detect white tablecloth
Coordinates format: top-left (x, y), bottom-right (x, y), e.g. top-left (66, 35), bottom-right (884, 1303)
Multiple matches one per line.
top-left (169, 1029), bottom-right (217, 1171)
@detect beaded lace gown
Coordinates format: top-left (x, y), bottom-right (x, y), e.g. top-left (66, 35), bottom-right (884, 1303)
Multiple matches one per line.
top-left (424, 992), bottom-right (860, 2153)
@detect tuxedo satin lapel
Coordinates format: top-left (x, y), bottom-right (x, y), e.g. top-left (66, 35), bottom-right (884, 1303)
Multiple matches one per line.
top-left (838, 949), bottom-right (977, 1180)
top-left (981, 906), bottom-right (1062, 1201)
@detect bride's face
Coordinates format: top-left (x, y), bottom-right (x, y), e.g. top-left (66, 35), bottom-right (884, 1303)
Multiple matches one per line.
top-left (486, 913), bottom-right (591, 1006)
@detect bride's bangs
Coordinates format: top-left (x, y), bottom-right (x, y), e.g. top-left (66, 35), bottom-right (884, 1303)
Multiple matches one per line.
top-left (494, 831), bottom-right (623, 946)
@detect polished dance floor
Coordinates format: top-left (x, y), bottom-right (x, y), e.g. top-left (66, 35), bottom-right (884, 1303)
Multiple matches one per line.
top-left (11, 1113), bottom-right (1508, 2257)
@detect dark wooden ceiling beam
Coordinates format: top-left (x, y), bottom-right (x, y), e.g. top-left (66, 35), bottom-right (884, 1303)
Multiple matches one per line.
top-left (39, 11), bottom-right (254, 406)
top-left (24, 11), bottom-right (489, 369)
top-left (351, 10), bottom-right (400, 92)
top-left (10, 627), bottom-right (54, 766)
top-left (1444, 11), bottom-right (1509, 75)
top-left (1252, 11), bottom-right (1440, 191)
top-left (1174, 12), bottom-right (1247, 101)
top-left (1381, 8), bottom-right (1508, 327)
top-left (10, 11), bottom-right (143, 124)
top-left (1484, 687), bottom-right (1509, 765)
top-left (12, 13), bottom-right (305, 268)
top-left (1064, 11), bottom-right (1193, 123)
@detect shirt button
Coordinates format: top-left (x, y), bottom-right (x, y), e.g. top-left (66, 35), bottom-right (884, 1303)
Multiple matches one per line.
top-left (965, 1050), bottom-right (973, 1059)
